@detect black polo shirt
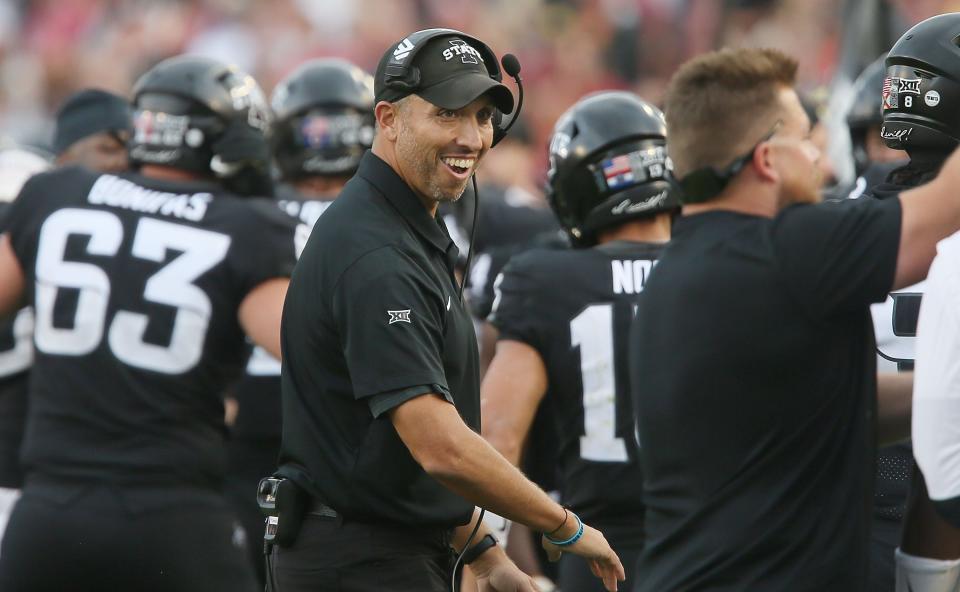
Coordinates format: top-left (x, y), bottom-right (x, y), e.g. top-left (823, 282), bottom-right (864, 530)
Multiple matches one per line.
top-left (630, 196), bottom-right (901, 591)
top-left (277, 151), bottom-right (480, 528)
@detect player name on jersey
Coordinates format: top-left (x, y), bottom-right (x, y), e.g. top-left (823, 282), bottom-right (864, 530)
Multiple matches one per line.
top-left (88, 174), bottom-right (211, 222)
top-left (612, 259), bottom-right (656, 295)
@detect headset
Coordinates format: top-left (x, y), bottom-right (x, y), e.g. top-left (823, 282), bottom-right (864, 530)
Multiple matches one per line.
top-left (379, 27), bottom-right (524, 149)
top-left (380, 27), bottom-right (524, 304)
top-left (380, 28), bottom-right (525, 590)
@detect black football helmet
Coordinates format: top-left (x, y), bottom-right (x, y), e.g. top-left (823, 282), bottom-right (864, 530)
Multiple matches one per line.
top-left (129, 55), bottom-right (272, 181)
top-left (847, 55), bottom-right (886, 176)
top-left (270, 59), bottom-right (374, 180)
top-left (546, 91), bottom-right (678, 247)
top-left (882, 13), bottom-right (960, 155)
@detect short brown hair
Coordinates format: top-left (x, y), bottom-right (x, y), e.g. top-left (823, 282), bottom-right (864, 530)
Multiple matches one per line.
top-left (664, 48), bottom-right (798, 179)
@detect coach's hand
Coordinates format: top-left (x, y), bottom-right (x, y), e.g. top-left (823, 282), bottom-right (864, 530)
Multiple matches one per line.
top-left (542, 523), bottom-right (625, 592)
top-left (470, 545), bottom-right (541, 591)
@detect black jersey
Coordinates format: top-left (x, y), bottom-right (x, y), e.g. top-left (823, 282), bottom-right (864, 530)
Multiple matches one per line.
top-left (0, 202), bottom-right (31, 488)
top-left (489, 240), bottom-right (663, 546)
top-left (232, 190), bottom-right (334, 441)
top-left (4, 166), bottom-right (297, 489)
top-left (467, 230), bottom-right (568, 321)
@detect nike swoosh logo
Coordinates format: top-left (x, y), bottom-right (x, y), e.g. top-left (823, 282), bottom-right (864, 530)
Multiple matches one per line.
top-left (446, 296), bottom-right (452, 311)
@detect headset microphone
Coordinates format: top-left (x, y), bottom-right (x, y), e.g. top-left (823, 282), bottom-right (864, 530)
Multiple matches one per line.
top-left (460, 52), bottom-right (523, 304)
top-left (492, 54), bottom-right (524, 146)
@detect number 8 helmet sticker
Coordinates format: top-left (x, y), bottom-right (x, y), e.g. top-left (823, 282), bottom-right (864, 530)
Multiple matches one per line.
top-left (884, 76), bottom-right (924, 110)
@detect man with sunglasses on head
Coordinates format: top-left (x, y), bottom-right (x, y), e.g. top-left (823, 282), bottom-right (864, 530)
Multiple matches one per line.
top-left (626, 44), bottom-right (960, 590)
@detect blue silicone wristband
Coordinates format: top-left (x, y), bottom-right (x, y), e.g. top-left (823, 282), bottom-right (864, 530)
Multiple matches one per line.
top-left (545, 512), bottom-right (583, 547)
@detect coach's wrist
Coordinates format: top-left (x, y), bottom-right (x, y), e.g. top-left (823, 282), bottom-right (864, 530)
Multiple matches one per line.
top-left (467, 541), bottom-right (508, 576)
top-left (545, 507), bottom-right (578, 541)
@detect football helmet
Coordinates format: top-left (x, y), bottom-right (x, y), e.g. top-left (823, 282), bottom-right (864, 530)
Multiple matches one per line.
top-left (129, 55), bottom-right (272, 185)
top-left (270, 59), bottom-right (374, 180)
top-left (882, 13), bottom-right (960, 154)
top-left (547, 91), bottom-right (678, 247)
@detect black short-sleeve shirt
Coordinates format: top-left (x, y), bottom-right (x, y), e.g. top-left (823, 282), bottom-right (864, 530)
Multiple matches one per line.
top-left (3, 166), bottom-right (297, 490)
top-left (631, 196), bottom-right (901, 591)
top-left (277, 151), bottom-right (480, 528)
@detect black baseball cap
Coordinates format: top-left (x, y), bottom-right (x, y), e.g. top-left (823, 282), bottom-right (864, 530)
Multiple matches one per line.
top-left (375, 35), bottom-right (514, 114)
top-left (53, 89), bottom-right (132, 154)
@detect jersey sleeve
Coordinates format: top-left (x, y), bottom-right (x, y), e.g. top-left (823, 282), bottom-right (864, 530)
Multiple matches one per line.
top-left (230, 198), bottom-right (298, 297)
top-left (913, 232), bottom-right (960, 527)
top-left (487, 252), bottom-right (547, 352)
top-left (332, 246), bottom-right (452, 416)
top-left (771, 196), bottom-right (901, 317)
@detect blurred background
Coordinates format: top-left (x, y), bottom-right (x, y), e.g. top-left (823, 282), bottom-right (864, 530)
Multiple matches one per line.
top-left (0, 0), bottom-right (955, 185)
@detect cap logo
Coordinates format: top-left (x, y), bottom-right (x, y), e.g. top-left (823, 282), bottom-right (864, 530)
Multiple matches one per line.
top-left (394, 38), bottom-right (415, 62)
top-left (443, 39), bottom-right (483, 65)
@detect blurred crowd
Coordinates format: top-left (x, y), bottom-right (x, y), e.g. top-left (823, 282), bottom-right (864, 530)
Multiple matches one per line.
top-left (0, 0), bottom-right (949, 181)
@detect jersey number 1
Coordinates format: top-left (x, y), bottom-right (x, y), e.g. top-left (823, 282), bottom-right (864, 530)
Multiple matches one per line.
top-left (570, 304), bottom-right (629, 462)
top-left (34, 208), bottom-right (230, 374)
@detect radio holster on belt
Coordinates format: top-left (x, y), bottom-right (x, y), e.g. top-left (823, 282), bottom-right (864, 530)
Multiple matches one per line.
top-left (257, 476), bottom-right (308, 548)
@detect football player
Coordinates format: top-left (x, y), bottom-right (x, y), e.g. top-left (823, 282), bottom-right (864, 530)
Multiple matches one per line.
top-left (860, 14), bottom-right (960, 592)
top-left (0, 146), bottom-right (52, 550)
top-left (225, 57), bottom-right (374, 588)
top-left (0, 55), bottom-right (296, 592)
top-left (482, 91), bottom-right (678, 592)
top-left (1, 116), bottom-right (131, 549)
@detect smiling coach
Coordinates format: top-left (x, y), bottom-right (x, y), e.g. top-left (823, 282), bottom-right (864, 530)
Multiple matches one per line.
top-left (272, 29), bottom-right (624, 592)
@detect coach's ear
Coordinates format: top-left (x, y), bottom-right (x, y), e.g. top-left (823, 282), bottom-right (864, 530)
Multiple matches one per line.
top-left (751, 141), bottom-right (780, 185)
top-left (375, 100), bottom-right (402, 143)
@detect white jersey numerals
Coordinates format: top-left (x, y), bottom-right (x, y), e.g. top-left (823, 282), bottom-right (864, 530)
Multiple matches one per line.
top-left (570, 303), bottom-right (628, 462)
top-left (34, 208), bottom-right (230, 374)
top-left (0, 308), bottom-right (34, 377)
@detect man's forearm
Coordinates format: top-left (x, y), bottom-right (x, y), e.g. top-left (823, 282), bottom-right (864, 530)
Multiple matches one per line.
top-left (433, 425), bottom-right (566, 535)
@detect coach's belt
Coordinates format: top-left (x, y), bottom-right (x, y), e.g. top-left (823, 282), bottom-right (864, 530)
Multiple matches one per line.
top-left (308, 498), bottom-right (340, 519)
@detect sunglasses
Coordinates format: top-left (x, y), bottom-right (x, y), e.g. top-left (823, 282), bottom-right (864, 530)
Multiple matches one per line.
top-left (679, 119), bottom-right (783, 203)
